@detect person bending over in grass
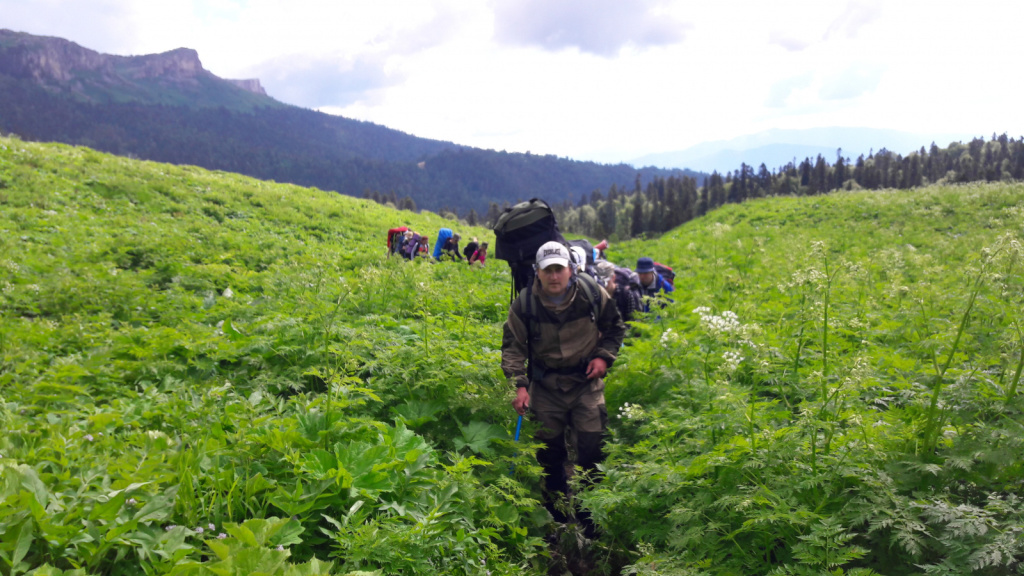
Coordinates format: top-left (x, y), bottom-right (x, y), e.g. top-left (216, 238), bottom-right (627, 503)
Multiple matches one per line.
top-left (463, 237), bottom-right (479, 261)
top-left (468, 242), bottom-right (488, 266)
top-left (412, 235), bottom-right (430, 259)
top-left (441, 232), bottom-right (463, 261)
top-left (502, 241), bottom-right (626, 538)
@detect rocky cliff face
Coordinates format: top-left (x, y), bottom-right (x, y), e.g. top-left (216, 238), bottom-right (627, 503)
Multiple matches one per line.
top-left (0, 29), bottom-right (111, 82)
top-left (122, 48), bottom-right (205, 81)
top-left (0, 29), bottom-right (268, 103)
top-left (226, 78), bottom-right (267, 96)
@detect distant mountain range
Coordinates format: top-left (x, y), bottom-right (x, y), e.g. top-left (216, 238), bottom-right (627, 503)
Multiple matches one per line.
top-left (0, 29), bottom-right (701, 216)
top-left (632, 127), bottom-right (977, 174)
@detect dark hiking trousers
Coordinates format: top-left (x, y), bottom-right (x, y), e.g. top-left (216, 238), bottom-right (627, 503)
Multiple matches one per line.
top-left (530, 378), bottom-right (607, 526)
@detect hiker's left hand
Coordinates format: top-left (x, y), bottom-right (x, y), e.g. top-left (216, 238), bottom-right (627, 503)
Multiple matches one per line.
top-left (585, 358), bottom-right (607, 380)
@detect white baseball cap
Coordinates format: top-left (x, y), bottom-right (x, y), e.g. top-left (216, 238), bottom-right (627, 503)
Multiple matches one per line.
top-left (536, 241), bottom-right (570, 270)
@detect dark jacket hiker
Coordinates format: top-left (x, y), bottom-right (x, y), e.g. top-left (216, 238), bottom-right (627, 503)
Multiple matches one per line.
top-left (462, 237), bottom-right (479, 261)
top-left (636, 256), bottom-right (674, 312)
top-left (501, 241), bottom-right (626, 535)
top-left (441, 233), bottom-right (463, 261)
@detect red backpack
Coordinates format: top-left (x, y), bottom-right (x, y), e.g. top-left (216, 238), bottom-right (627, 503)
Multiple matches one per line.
top-left (387, 226), bottom-right (408, 256)
top-left (653, 262), bottom-right (675, 288)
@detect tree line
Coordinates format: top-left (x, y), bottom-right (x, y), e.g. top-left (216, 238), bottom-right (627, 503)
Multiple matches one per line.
top-left (541, 134), bottom-right (1024, 240)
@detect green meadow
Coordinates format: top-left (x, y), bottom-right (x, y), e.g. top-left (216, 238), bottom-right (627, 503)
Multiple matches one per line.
top-left (1, 137), bottom-right (1022, 575)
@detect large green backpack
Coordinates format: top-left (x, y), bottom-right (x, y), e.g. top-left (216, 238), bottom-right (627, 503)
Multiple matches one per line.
top-left (493, 198), bottom-right (566, 301)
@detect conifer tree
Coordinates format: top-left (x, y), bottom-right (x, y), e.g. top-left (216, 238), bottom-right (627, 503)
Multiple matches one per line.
top-left (834, 150), bottom-right (846, 189)
top-left (607, 183), bottom-right (619, 202)
top-left (757, 164), bottom-right (772, 197)
top-left (630, 195), bottom-right (645, 238)
top-left (485, 202), bottom-right (501, 228)
top-left (600, 198), bottom-right (617, 240)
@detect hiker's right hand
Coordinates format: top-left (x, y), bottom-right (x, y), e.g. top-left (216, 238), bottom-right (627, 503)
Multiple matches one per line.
top-left (513, 387), bottom-right (530, 415)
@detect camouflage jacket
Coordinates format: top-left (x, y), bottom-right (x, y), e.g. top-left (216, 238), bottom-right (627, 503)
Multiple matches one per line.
top-left (501, 275), bottom-right (626, 392)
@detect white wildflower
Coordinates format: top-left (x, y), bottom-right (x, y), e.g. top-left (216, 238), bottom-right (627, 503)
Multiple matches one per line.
top-left (617, 402), bottom-right (645, 421)
top-left (222, 287), bottom-right (233, 298)
top-left (722, 351), bottom-right (743, 373)
top-left (701, 310), bottom-right (741, 337)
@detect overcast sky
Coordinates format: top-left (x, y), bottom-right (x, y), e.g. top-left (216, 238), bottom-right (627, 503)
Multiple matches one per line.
top-left (3, 0), bottom-right (1020, 164)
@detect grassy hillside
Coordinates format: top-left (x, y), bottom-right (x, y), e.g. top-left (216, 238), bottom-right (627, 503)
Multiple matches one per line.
top-left (2, 137), bottom-right (1023, 576)
top-left (596, 184), bottom-right (1024, 575)
top-left (0, 137), bottom-right (541, 576)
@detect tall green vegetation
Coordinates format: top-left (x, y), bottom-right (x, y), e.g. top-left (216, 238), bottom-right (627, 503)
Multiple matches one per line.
top-left (2, 137), bottom-right (1023, 575)
top-left (0, 137), bottom-right (547, 576)
top-left (589, 185), bottom-right (1024, 575)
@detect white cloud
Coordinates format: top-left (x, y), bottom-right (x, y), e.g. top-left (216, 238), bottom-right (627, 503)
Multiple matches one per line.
top-left (768, 31), bottom-right (811, 52)
top-left (254, 53), bottom-right (401, 108)
top-left (766, 73), bottom-right (815, 108)
top-left (819, 64), bottom-right (884, 101)
top-left (0, 0), bottom-right (141, 53)
top-left (824, 0), bottom-right (883, 40)
top-left (1, 0), bottom-right (1023, 162)
top-left (492, 0), bottom-right (689, 57)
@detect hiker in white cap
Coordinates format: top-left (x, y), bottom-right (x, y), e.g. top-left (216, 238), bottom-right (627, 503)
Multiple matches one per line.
top-left (501, 241), bottom-right (626, 538)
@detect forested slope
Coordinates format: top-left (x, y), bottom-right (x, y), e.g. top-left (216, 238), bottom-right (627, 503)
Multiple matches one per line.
top-left (0, 72), bottom-right (696, 216)
top-left (558, 133), bottom-right (1024, 241)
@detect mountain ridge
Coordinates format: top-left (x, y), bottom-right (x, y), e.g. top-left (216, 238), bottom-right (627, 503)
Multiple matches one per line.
top-left (0, 29), bottom-right (270, 106)
top-left (0, 29), bottom-right (702, 215)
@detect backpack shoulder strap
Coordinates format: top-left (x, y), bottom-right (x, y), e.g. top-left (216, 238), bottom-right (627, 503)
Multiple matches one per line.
top-left (521, 281), bottom-right (538, 334)
top-left (517, 281), bottom-right (540, 383)
top-left (575, 273), bottom-right (601, 323)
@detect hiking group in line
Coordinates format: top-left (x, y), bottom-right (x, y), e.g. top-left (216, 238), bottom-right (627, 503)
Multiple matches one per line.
top-left (386, 226), bottom-right (675, 321)
top-left (388, 206), bottom-right (674, 541)
top-left (387, 226), bottom-right (488, 266)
